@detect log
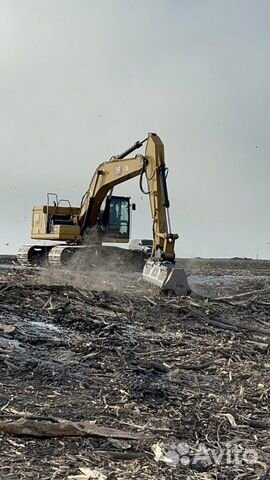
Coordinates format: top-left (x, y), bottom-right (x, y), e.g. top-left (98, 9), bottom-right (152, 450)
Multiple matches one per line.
top-left (0, 418), bottom-right (148, 439)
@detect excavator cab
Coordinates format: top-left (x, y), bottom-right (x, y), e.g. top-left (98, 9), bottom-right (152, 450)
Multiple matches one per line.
top-left (100, 196), bottom-right (131, 241)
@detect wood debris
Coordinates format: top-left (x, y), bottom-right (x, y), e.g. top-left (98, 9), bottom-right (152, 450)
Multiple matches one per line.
top-left (0, 258), bottom-right (269, 479)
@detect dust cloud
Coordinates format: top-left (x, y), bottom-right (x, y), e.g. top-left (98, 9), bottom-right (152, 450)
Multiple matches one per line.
top-left (37, 245), bottom-right (146, 294)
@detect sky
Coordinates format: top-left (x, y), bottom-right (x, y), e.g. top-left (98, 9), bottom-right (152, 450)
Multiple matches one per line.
top-left (0, 0), bottom-right (269, 258)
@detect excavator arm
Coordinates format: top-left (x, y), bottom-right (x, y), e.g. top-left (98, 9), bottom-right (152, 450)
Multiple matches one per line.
top-left (78, 133), bottom-right (178, 262)
top-left (141, 133), bottom-right (178, 261)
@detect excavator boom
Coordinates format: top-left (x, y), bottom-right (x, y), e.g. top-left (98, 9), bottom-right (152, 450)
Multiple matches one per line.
top-left (78, 133), bottom-right (179, 262)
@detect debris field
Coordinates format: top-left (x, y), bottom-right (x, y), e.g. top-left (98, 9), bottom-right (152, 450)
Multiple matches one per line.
top-left (0, 258), bottom-right (270, 479)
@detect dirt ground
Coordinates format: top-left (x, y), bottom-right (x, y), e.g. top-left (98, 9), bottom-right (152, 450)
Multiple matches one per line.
top-left (0, 258), bottom-right (270, 479)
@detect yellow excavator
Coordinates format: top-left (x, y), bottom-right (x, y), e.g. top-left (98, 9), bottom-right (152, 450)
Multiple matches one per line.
top-left (17, 133), bottom-right (189, 295)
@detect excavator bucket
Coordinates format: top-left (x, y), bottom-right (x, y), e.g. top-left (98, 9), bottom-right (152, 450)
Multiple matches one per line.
top-left (143, 260), bottom-right (190, 296)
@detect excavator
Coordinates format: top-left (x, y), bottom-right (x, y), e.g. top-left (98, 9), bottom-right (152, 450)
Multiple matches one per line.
top-left (17, 133), bottom-right (189, 295)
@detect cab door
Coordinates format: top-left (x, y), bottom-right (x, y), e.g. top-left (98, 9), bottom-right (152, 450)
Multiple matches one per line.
top-left (105, 196), bottom-right (131, 242)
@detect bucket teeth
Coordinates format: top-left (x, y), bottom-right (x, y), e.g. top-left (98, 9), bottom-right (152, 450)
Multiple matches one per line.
top-left (143, 260), bottom-right (190, 296)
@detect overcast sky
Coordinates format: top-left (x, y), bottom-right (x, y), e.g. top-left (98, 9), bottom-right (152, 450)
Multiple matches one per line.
top-left (0, 0), bottom-right (269, 258)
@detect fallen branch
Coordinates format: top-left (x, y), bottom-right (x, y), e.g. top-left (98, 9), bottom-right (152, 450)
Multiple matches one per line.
top-left (198, 314), bottom-right (270, 335)
top-left (0, 417), bottom-right (149, 439)
top-left (209, 287), bottom-right (270, 302)
top-left (202, 318), bottom-right (239, 331)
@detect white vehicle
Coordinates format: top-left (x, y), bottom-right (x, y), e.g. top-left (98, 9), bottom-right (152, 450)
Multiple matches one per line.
top-left (129, 239), bottom-right (153, 255)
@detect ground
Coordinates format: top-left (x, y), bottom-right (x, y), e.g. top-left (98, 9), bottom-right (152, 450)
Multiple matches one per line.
top-left (0, 258), bottom-right (269, 479)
